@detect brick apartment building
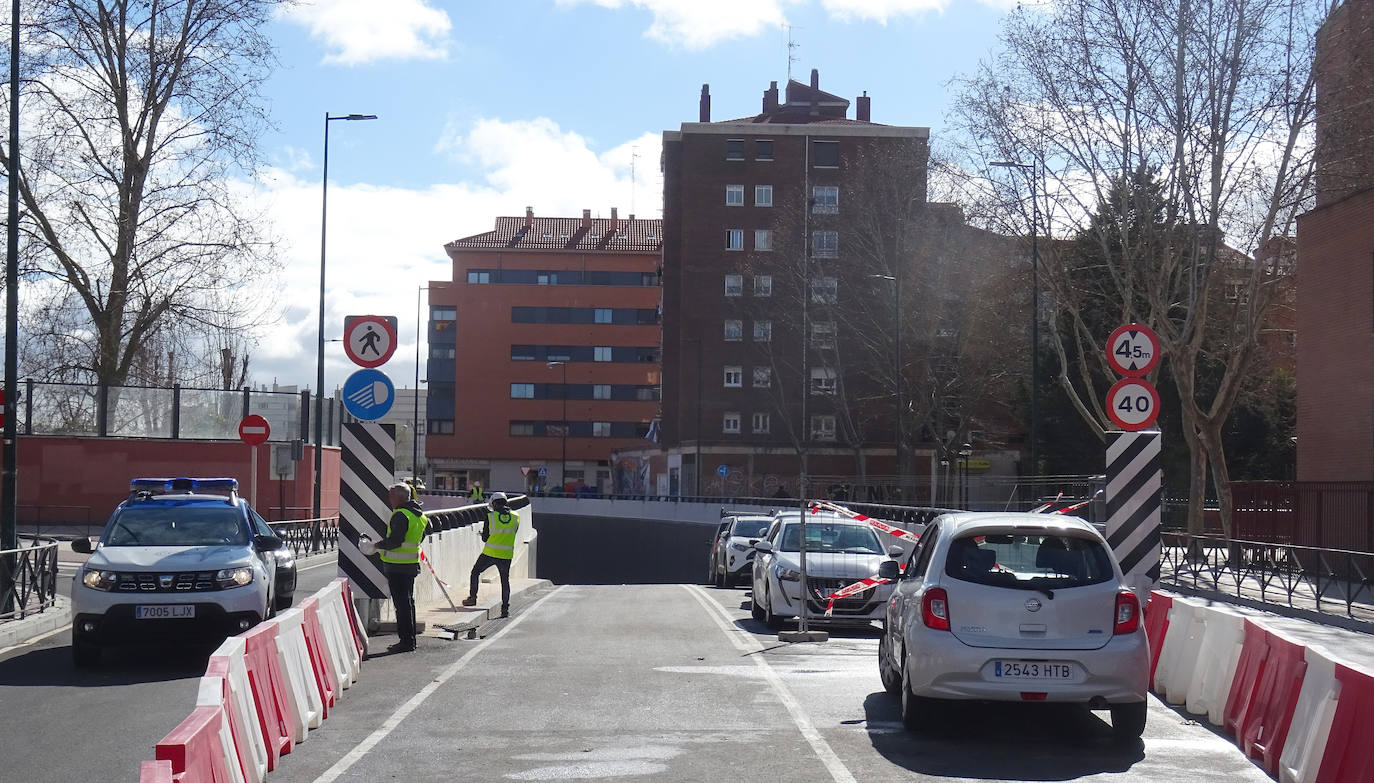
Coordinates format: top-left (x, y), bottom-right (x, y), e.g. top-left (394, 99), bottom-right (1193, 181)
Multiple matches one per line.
top-left (1297, 0), bottom-right (1374, 481)
top-left (653, 70), bottom-right (1019, 500)
top-left (426, 208), bottom-right (663, 493)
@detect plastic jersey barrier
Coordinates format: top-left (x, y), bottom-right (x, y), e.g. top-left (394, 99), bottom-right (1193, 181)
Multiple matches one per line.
top-left (1185, 606), bottom-right (1247, 725)
top-left (316, 581), bottom-right (359, 688)
top-left (335, 578), bottom-right (369, 659)
top-left (1153, 596), bottom-right (1197, 696)
top-left (195, 675), bottom-right (248, 783)
top-left (1161, 599), bottom-right (1208, 704)
top-left (273, 607), bottom-right (325, 738)
top-left (299, 596), bottom-right (340, 711)
top-left (205, 641), bottom-right (268, 783)
top-left (1243, 628), bottom-right (1308, 776)
top-left (1144, 592), bottom-right (1172, 685)
top-left (1314, 663), bottom-right (1374, 783)
top-left (240, 621), bottom-right (296, 767)
top-left (140, 760), bottom-right (173, 783)
top-left (154, 705), bottom-right (236, 783)
top-left (1280, 646), bottom-right (1341, 783)
top-left (1224, 620), bottom-right (1273, 739)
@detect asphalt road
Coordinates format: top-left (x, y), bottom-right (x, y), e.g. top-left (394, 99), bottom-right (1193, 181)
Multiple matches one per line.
top-left (259, 583), bottom-right (1273, 783)
top-left (0, 553), bottom-right (344, 783)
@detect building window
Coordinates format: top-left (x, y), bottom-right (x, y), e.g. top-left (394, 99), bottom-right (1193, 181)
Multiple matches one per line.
top-left (466, 271), bottom-right (490, 284)
top-left (752, 412), bottom-right (770, 434)
top-left (428, 419), bottom-right (455, 435)
top-left (594, 308), bottom-right (612, 323)
top-left (511, 383), bottom-right (535, 399)
top-left (812, 185), bottom-right (838, 214)
top-left (724, 319), bottom-right (743, 341)
top-left (754, 229), bottom-right (773, 252)
top-left (724, 366), bottom-right (743, 388)
top-left (810, 367), bottom-right (837, 395)
top-left (725, 184), bottom-right (745, 206)
top-left (431, 306), bottom-right (457, 320)
top-left (753, 320), bottom-right (772, 342)
top-left (812, 140), bottom-right (839, 167)
top-left (755, 139), bottom-right (774, 160)
top-left (812, 230), bottom-right (838, 258)
top-left (592, 422), bottom-right (611, 437)
top-left (726, 139), bottom-right (745, 160)
top-left (752, 366), bottom-right (771, 388)
top-left (723, 412), bottom-right (741, 434)
top-left (725, 229), bottom-right (744, 250)
top-left (811, 321), bottom-right (837, 349)
top-left (811, 414), bottom-right (837, 441)
top-left (509, 422), bottom-right (534, 436)
top-left (594, 346), bottom-right (612, 361)
top-left (754, 275), bottom-right (772, 297)
top-left (811, 277), bottom-right (838, 303)
top-left (755, 185), bottom-right (773, 207)
top-left (724, 274), bottom-right (743, 296)
top-left (431, 346), bottom-right (456, 359)
top-left (593, 384), bottom-right (611, 400)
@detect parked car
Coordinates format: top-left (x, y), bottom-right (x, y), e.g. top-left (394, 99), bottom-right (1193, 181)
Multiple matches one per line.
top-left (751, 512), bottom-right (903, 628)
top-left (708, 514), bottom-right (773, 587)
top-left (877, 512), bottom-right (1148, 741)
top-left (69, 477), bottom-right (290, 667)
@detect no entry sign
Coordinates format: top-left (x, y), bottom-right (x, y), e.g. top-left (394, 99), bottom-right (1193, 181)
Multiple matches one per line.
top-left (239, 414), bottom-right (271, 446)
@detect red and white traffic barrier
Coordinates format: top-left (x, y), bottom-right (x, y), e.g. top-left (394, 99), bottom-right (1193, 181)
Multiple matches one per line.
top-left (240, 621), bottom-right (295, 768)
top-left (1184, 605), bottom-right (1246, 725)
top-left (1280, 645), bottom-right (1341, 783)
top-left (153, 705), bottom-right (236, 783)
top-left (205, 639), bottom-right (268, 783)
top-left (272, 607), bottom-right (325, 737)
top-left (299, 597), bottom-right (340, 713)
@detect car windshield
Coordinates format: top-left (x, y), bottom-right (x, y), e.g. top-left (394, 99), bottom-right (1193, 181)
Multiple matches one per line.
top-left (731, 519), bottom-right (770, 537)
top-left (105, 504), bottom-right (248, 547)
top-left (944, 532), bottom-right (1114, 590)
top-left (778, 523), bottom-right (883, 554)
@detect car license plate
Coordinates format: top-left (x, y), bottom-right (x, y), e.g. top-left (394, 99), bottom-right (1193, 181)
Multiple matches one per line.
top-left (990, 660), bottom-right (1075, 680)
top-left (135, 605), bottom-right (195, 620)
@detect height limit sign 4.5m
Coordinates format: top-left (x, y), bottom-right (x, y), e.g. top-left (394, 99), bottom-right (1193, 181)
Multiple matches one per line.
top-left (1106, 323), bottom-right (1160, 378)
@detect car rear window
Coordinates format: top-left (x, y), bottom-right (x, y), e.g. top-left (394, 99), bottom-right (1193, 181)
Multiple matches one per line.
top-left (944, 533), bottom-right (1114, 590)
top-left (731, 519), bottom-right (770, 537)
top-left (105, 505), bottom-right (248, 547)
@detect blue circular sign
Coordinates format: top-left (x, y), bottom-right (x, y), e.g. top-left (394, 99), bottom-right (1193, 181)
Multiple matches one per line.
top-left (717, 464), bottom-right (729, 477)
top-left (342, 369), bottom-right (395, 421)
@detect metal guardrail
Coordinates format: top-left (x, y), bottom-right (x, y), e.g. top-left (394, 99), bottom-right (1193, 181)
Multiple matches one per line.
top-left (1160, 531), bottom-right (1374, 623)
top-left (0, 539), bottom-right (61, 621)
top-left (268, 516), bottom-right (340, 557)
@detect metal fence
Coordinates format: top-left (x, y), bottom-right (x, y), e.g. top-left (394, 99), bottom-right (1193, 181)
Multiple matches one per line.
top-left (268, 516), bottom-right (341, 557)
top-left (0, 540), bottom-right (60, 621)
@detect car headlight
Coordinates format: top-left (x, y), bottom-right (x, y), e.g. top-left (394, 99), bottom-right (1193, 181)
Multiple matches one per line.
top-left (215, 567), bottom-right (254, 588)
top-left (80, 568), bottom-right (118, 591)
top-left (775, 565), bottom-right (802, 582)
top-left (730, 542), bottom-right (750, 552)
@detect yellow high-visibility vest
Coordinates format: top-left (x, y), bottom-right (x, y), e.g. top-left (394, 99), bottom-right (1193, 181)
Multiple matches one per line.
top-left (379, 508), bottom-right (426, 565)
top-left (482, 510), bottom-right (519, 560)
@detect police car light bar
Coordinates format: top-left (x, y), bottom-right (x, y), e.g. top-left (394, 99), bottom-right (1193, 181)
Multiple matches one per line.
top-left (129, 477), bottom-right (240, 495)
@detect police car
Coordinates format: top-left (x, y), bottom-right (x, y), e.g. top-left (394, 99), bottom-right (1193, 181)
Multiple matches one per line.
top-left (70, 478), bottom-right (289, 667)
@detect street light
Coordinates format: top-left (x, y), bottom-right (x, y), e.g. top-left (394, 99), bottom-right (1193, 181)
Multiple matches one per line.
top-left (991, 159), bottom-right (1041, 479)
top-left (869, 273), bottom-right (902, 491)
top-left (547, 360), bottom-right (568, 494)
top-left (313, 112), bottom-right (377, 522)
top-left (413, 285), bottom-right (429, 484)
top-left (958, 442), bottom-right (973, 509)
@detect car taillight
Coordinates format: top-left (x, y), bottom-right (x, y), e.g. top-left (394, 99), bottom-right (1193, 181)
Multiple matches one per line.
top-left (922, 587), bottom-right (951, 631)
top-left (1114, 590), bottom-right (1140, 635)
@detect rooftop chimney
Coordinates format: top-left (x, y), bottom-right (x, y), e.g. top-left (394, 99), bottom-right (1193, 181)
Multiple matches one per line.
top-left (857, 91), bottom-right (870, 122)
top-left (610, 207), bottom-right (619, 232)
top-left (810, 68), bottom-right (819, 90)
top-left (524, 206), bottom-right (533, 228)
top-left (763, 80), bottom-right (779, 114)
top-left (810, 69), bottom-right (820, 115)
top-left (581, 209), bottom-right (592, 229)
top-left (699, 84), bottom-right (711, 123)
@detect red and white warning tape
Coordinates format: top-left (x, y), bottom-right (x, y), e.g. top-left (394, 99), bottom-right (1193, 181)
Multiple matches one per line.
top-left (820, 576), bottom-right (891, 617)
top-left (808, 499), bottom-right (920, 543)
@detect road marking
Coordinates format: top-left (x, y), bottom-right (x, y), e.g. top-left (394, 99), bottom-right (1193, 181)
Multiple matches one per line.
top-left (0, 625), bottom-right (68, 657)
top-left (684, 584), bottom-right (859, 783)
top-left (298, 559), bottom-right (340, 573)
top-left (311, 585), bottom-right (564, 783)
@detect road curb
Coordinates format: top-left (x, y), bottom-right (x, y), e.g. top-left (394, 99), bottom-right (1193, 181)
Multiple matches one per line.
top-left (0, 597), bottom-right (71, 651)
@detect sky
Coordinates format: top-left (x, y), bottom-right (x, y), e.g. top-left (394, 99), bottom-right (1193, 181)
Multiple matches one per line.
top-left (250, 0), bottom-right (1015, 396)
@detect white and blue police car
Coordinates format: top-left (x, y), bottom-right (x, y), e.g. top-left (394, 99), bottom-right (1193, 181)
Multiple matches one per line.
top-left (70, 477), bottom-right (291, 667)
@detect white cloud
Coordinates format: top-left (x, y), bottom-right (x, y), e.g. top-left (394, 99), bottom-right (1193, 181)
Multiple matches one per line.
top-left (250, 118), bottom-right (662, 393)
top-left (555, 0), bottom-right (792, 49)
top-left (820, 0), bottom-right (950, 22)
top-left (281, 0), bottom-right (451, 65)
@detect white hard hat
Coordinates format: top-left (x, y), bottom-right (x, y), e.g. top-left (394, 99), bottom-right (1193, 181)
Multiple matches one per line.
top-left (358, 536), bottom-right (377, 556)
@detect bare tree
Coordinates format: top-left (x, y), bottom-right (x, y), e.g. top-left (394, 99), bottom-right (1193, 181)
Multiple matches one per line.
top-left (948, 0), bottom-right (1331, 535)
top-left (1, 0), bottom-right (283, 390)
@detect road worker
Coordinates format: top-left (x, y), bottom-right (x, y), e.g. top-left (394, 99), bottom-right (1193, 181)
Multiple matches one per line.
top-left (462, 491), bottom-right (518, 618)
top-left (377, 483), bottom-right (428, 653)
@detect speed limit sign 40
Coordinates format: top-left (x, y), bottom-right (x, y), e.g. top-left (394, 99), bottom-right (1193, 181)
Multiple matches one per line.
top-left (1106, 378), bottom-right (1160, 431)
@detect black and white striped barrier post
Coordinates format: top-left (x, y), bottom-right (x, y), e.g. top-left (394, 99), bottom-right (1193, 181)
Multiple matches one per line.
top-left (337, 422), bottom-right (396, 630)
top-left (1106, 430), bottom-right (1162, 601)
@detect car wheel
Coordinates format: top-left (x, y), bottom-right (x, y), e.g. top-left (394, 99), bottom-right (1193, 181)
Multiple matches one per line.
top-left (878, 631), bottom-right (902, 696)
top-left (900, 652), bottom-right (935, 731)
top-left (764, 586), bottom-right (785, 630)
top-left (275, 591), bottom-right (295, 611)
top-left (72, 634), bottom-right (100, 668)
top-left (751, 595), bottom-right (765, 622)
top-left (714, 559), bottom-right (727, 588)
top-left (1110, 701), bottom-right (1147, 742)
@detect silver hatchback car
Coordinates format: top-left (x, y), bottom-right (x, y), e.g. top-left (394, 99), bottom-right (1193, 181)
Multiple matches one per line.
top-left (877, 512), bottom-right (1149, 741)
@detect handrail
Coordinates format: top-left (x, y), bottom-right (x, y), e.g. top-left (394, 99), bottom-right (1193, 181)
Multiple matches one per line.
top-left (0, 540), bottom-right (61, 621)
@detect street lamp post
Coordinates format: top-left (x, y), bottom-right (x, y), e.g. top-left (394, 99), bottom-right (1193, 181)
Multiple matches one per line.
top-left (869, 274), bottom-right (902, 490)
top-left (313, 112), bottom-right (376, 524)
top-left (991, 159), bottom-right (1040, 479)
top-left (958, 442), bottom-right (973, 509)
top-left (413, 285), bottom-right (429, 484)
top-left (547, 360), bottom-right (567, 494)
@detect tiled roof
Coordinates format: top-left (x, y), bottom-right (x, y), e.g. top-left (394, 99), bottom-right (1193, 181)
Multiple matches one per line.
top-left (446, 215), bottom-right (664, 252)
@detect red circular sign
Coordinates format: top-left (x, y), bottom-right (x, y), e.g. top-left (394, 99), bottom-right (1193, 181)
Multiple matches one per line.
top-left (1106, 323), bottom-right (1161, 377)
top-left (343, 315), bottom-right (398, 368)
top-left (238, 414), bottom-right (271, 446)
top-left (1106, 378), bottom-right (1161, 431)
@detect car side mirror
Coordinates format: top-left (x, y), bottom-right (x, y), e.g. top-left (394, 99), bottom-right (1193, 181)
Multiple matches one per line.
top-left (253, 534), bottom-right (284, 552)
top-left (887, 545), bottom-right (905, 559)
top-left (877, 560), bottom-right (900, 580)
top-left (754, 540), bottom-right (774, 553)
top-left (71, 537), bottom-right (93, 554)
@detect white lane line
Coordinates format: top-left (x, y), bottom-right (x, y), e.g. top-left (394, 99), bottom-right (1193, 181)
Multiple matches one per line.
top-left (298, 559), bottom-right (340, 573)
top-left (0, 625), bottom-right (69, 657)
top-left (311, 585), bottom-right (564, 783)
top-left (683, 584), bottom-right (859, 783)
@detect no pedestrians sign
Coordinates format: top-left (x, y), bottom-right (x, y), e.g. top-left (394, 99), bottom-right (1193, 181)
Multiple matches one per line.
top-left (343, 315), bottom-right (398, 368)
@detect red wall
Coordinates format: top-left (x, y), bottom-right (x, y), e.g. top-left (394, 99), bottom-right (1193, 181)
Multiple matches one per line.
top-left (0, 436), bottom-right (341, 528)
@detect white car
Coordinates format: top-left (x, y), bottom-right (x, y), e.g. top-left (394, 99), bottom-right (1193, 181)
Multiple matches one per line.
top-left (709, 514), bottom-right (773, 587)
top-left (70, 478), bottom-right (286, 667)
top-left (877, 512), bottom-right (1149, 741)
top-left (751, 512), bottom-right (903, 628)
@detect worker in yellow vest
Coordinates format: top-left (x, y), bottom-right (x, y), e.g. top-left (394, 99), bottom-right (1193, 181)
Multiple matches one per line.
top-left (469, 481), bottom-right (484, 505)
top-left (462, 491), bottom-right (518, 617)
top-left (377, 483), bottom-right (428, 653)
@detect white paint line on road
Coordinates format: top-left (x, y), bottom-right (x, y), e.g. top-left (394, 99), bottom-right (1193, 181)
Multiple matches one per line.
top-left (298, 559), bottom-right (341, 573)
top-left (0, 625), bottom-right (68, 657)
top-left (684, 585), bottom-right (859, 783)
top-left (311, 585), bottom-right (565, 783)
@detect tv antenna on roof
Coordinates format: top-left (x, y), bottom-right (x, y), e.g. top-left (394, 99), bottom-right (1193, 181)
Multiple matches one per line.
top-left (630, 146), bottom-right (638, 215)
top-left (786, 24), bottom-right (801, 83)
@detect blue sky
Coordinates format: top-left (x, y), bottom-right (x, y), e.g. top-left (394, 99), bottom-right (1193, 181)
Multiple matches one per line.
top-left (252, 0), bottom-right (1012, 394)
